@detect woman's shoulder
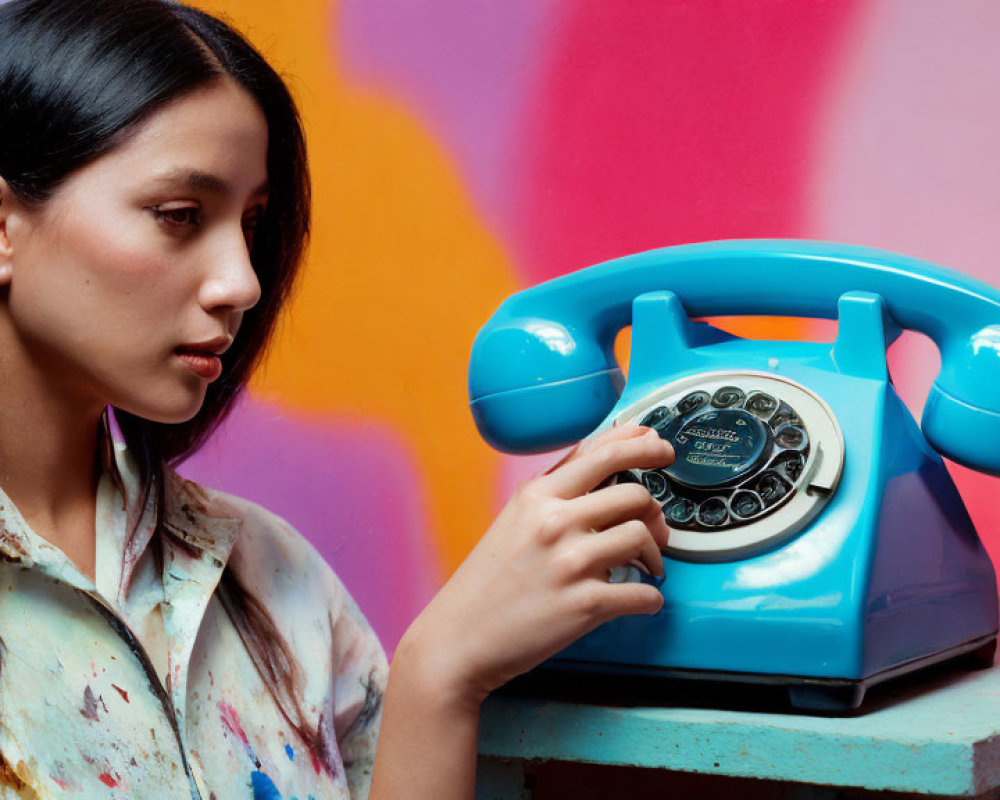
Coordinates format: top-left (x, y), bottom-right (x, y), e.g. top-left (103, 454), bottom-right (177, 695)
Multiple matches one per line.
top-left (161, 465), bottom-right (388, 676)
top-left (164, 470), bottom-right (359, 618)
top-left (155, 466), bottom-right (388, 784)
top-left (110, 444), bottom-right (336, 596)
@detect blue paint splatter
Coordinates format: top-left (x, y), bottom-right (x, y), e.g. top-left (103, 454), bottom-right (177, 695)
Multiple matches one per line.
top-left (284, 743), bottom-right (294, 761)
top-left (250, 771), bottom-right (283, 800)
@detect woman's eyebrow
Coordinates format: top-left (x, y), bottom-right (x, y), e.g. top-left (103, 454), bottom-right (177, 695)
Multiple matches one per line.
top-left (152, 168), bottom-right (268, 198)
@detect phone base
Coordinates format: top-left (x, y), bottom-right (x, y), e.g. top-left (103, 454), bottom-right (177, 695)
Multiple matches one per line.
top-left (501, 634), bottom-right (996, 715)
top-left (786, 635), bottom-right (996, 712)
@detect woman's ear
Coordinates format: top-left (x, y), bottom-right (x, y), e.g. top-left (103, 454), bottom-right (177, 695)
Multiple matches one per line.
top-left (0, 177), bottom-right (13, 285)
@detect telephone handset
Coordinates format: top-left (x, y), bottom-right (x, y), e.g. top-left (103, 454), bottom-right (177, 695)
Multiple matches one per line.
top-left (470, 239), bottom-right (1000, 471)
top-left (469, 240), bottom-right (1000, 711)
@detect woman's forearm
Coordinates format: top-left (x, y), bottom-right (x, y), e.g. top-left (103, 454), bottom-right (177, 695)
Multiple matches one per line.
top-left (368, 426), bottom-right (673, 797)
top-left (369, 633), bottom-right (484, 800)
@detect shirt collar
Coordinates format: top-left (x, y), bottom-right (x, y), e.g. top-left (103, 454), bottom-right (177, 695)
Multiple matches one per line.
top-left (0, 494), bottom-right (89, 590)
top-left (0, 443), bottom-right (240, 599)
top-left (161, 468), bottom-right (240, 564)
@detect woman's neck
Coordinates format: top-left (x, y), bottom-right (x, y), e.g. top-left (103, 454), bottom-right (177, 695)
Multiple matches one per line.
top-left (0, 316), bottom-right (106, 581)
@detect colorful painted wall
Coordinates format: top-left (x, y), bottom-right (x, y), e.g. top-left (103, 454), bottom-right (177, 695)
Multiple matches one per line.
top-left (181, 0), bottom-right (1000, 652)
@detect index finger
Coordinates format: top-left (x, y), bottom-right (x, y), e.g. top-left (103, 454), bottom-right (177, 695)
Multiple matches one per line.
top-left (541, 423), bottom-right (648, 477)
top-left (539, 429), bottom-right (674, 499)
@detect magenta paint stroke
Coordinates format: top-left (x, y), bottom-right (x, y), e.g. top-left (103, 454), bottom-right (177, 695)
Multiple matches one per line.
top-left (218, 700), bottom-right (260, 768)
top-left (337, 0), bottom-right (565, 251)
top-left (178, 393), bottom-right (437, 652)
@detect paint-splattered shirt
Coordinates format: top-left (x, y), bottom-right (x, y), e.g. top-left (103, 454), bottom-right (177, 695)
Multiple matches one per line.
top-left (0, 444), bottom-right (387, 798)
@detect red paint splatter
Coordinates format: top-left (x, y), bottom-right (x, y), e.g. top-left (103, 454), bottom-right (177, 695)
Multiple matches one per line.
top-left (310, 750), bottom-right (322, 775)
top-left (112, 684), bottom-right (130, 703)
top-left (218, 700), bottom-right (258, 766)
top-left (98, 772), bottom-right (119, 788)
top-left (50, 777), bottom-right (67, 789)
top-left (218, 701), bottom-right (249, 748)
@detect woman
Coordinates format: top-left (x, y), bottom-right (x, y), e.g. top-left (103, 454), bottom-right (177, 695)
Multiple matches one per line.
top-left (0, 1), bottom-right (673, 798)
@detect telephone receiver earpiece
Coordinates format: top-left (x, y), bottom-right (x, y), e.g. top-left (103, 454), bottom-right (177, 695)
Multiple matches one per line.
top-left (469, 240), bottom-right (1000, 474)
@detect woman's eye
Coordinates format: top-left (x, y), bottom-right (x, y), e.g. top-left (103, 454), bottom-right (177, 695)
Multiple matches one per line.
top-left (242, 208), bottom-right (264, 248)
top-left (148, 205), bottom-right (202, 228)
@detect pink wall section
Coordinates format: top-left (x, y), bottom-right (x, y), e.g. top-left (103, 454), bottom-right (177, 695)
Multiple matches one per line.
top-left (806, 0), bottom-right (1000, 563)
top-left (508, 0), bottom-right (859, 279)
top-left (183, 0), bottom-right (1000, 651)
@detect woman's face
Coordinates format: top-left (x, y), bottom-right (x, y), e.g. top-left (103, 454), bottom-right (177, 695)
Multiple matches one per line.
top-left (0, 79), bottom-right (267, 423)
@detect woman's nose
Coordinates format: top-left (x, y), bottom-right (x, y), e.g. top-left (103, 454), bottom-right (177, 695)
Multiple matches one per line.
top-left (199, 231), bottom-right (262, 313)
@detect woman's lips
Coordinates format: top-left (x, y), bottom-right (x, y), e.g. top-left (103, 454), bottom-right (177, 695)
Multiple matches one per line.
top-left (175, 349), bottom-right (223, 381)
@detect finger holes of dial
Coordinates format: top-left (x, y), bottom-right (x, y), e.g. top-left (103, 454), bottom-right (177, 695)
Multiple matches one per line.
top-left (641, 470), bottom-right (672, 501)
top-left (711, 386), bottom-right (744, 408)
top-left (772, 451), bottom-right (806, 482)
top-left (641, 405), bottom-right (672, 430)
top-left (769, 402), bottom-right (800, 430)
top-left (663, 496), bottom-right (696, 525)
top-left (696, 497), bottom-right (729, 527)
top-left (755, 470), bottom-right (791, 506)
top-left (612, 470), bottom-right (642, 487)
top-left (729, 489), bottom-right (763, 520)
top-left (774, 424), bottom-right (808, 451)
top-left (745, 392), bottom-right (778, 419)
top-left (676, 390), bottom-right (710, 416)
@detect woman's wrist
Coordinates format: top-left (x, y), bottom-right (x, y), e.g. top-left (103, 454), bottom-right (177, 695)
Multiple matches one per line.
top-left (391, 622), bottom-right (491, 715)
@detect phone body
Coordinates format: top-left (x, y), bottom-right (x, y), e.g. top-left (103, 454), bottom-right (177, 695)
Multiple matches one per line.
top-left (469, 240), bottom-right (1000, 711)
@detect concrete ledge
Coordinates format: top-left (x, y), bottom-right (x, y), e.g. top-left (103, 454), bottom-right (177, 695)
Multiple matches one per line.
top-left (478, 661), bottom-right (1000, 796)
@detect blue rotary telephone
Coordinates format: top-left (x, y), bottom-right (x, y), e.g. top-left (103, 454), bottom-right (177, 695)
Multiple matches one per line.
top-left (469, 240), bottom-right (1000, 711)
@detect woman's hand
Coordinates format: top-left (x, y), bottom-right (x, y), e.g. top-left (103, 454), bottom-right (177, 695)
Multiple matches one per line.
top-left (395, 423), bottom-right (674, 709)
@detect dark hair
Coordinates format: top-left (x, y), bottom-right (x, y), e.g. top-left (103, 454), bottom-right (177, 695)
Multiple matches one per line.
top-left (0, 0), bottom-right (323, 768)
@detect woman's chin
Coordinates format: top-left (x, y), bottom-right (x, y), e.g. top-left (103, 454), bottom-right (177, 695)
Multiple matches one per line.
top-left (115, 389), bottom-right (207, 425)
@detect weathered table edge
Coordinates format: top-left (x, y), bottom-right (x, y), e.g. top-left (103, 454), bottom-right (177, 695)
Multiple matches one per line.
top-left (479, 697), bottom-right (1000, 796)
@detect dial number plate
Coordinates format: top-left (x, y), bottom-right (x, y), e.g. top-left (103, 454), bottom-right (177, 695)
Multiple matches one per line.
top-left (611, 372), bottom-right (843, 561)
